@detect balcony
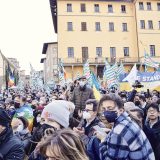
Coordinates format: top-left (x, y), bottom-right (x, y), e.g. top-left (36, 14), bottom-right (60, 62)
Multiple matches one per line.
top-left (140, 56), bottom-right (160, 63)
top-left (60, 57), bottom-right (140, 66)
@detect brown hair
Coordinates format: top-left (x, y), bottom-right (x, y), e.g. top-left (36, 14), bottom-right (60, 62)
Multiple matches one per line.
top-left (39, 129), bottom-right (89, 160)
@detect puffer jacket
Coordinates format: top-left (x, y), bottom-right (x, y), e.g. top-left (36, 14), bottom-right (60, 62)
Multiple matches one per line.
top-left (71, 86), bottom-right (95, 111)
top-left (0, 127), bottom-right (24, 160)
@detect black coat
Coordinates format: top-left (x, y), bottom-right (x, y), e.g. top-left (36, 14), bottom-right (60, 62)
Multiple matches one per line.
top-left (0, 127), bottom-right (24, 160)
top-left (144, 119), bottom-right (160, 160)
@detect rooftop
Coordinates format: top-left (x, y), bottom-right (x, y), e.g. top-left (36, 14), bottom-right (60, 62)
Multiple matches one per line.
top-left (42, 42), bottom-right (57, 54)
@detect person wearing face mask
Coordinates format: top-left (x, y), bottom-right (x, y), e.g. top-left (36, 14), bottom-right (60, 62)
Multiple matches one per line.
top-left (0, 108), bottom-right (25, 160)
top-left (98, 93), bottom-right (155, 160)
top-left (14, 96), bottom-right (34, 132)
top-left (71, 76), bottom-right (95, 119)
top-left (12, 116), bottom-right (31, 156)
top-left (74, 99), bottom-right (104, 136)
top-left (28, 100), bottom-right (70, 158)
top-left (73, 99), bottom-right (105, 160)
top-left (134, 95), bottom-right (141, 107)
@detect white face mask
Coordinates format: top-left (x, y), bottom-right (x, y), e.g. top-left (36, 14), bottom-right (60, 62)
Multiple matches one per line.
top-left (36, 117), bottom-right (41, 123)
top-left (83, 111), bottom-right (91, 120)
top-left (17, 124), bottom-right (24, 132)
top-left (79, 81), bottom-right (86, 87)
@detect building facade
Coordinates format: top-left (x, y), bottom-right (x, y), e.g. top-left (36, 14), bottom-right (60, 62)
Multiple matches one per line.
top-left (49, 0), bottom-right (160, 79)
top-left (41, 42), bottom-right (58, 83)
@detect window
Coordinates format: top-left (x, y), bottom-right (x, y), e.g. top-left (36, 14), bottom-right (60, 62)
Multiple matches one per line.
top-left (96, 47), bottom-right (102, 57)
top-left (68, 47), bottom-right (74, 58)
top-left (139, 2), bottom-right (144, 10)
top-left (108, 5), bottom-right (113, 13)
top-left (67, 4), bottom-right (72, 12)
top-left (81, 3), bottom-right (86, 12)
top-left (158, 21), bottom-right (160, 29)
top-left (150, 45), bottom-right (155, 56)
top-left (121, 5), bottom-right (126, 13)
top-left (148, 20), bottom-right (153, 29)
top-left (95, 22), bottom-right (101, 31)
top-left (124, 47), bottom-right (129, 56)
top-left (140, 20), bottom-right (145, 29)
top-left (81, 22), bottom-right (87, 31)
top-left (94, 4), bottom-right (99, 12)
top-left (82, 47), bottom-right (89, 62)
top-left (67, 22), bottom-right (73, 31)
top-left (158, 3), bottom-right (160, 11)
top-left (122, 23), bottom-right (127, 31)
top-left (147, 2), bottom-right (152, 10)
top-left (110, 47), bottom-right (116, 62)
top-left (109, 22), bottom-right (114, 31)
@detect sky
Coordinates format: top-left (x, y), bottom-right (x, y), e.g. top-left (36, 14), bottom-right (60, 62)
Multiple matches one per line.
top-left (0, 0), bottom-right (57, 74)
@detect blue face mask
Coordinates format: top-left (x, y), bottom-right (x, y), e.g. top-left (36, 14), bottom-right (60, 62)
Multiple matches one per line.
top-left (104, 110), bottom-right (118, 123)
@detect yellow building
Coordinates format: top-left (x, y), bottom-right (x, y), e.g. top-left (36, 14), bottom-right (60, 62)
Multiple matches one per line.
top-left (49, 0), bottom-right (160, 79)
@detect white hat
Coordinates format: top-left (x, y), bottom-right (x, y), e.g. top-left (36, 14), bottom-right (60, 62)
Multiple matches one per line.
top-left (41, 100), bottom-right (70, 128)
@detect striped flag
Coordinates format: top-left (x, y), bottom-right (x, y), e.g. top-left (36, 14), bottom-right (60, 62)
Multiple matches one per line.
top-left (58, 60), bottom-right (66, 84)
top-left (103, 60), bottom-right (110, 80)
top-left (83, 60), bottom-right (92, 86)
top-left (105, 66), bottom-right (119, 89)
top-left (143, 53), bottom-right (159, 69)
top-left (117, 63), bottom-right (125, 77)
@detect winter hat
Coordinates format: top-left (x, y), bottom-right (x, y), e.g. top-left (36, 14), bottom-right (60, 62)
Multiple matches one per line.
top-left (124, 102), bottom-right (144, 116)
top-left (41, 100), bottom-right (70, 128)
top-left (0, 108), bottom-right (12, 127)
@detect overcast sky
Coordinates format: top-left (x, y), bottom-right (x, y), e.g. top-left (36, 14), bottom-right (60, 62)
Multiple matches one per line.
top-left (0, 0), bottom-right (57, 74)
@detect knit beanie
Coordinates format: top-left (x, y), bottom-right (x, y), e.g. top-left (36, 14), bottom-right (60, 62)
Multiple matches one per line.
top-left (0, 108), bottom-right (11, 127)
top-left (41, 100), bottom-right (70, 128)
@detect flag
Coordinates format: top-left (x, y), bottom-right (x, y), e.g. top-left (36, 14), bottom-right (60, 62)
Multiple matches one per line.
top-left (103, 60), bottom-right (110, 80)
top-left (104, 66), bottom-right (118, 89)
top-left (58, 60), bottom-right (66, 84)
top-left (91, 71), bottom-right (100, 90)
top-left (93, 85), bottom-right (101, 100)
top-left (123, 64), bottom-right (137, 85)
top-left (83, 60), bottom-right (92, 86)
top-left (117, 63), bottom-right (125, 80)
top-left (8, 73), bottom-right (15, 87)
top-left (143, 53), bottom-right (159, 69)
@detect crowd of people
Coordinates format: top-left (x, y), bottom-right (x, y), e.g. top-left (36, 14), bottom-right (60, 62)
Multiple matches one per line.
top-left (0, 76), bottom-right (160, 160)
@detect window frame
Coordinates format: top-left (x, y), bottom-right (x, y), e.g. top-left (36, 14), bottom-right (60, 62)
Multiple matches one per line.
top-left (140, 20), bottom-right (145, 29)
top-left (147, 2), bottom-right (152, 10)
top-left (68, 47), bottom-right (74, 58)
top-left (95, 22), bottom-right (101, 31)
top-left (67, 3), bottom-right (72, 12)
top-left (96, 47), bottom-right (102, 57)
top-left (139, 2), bottom-right (144, 10)
top-left (109, 22), bottom-right (114, 31)
top-left (108, 5), bottom-right (113, 13)
top-left (121, 5), bottom-right (126, 13)
top-left (150, 45), bottom-right (155, 57)
top-left (124, 47), bottom-right (129, 57)
top-left (122, 23), bottom-right (128, 32)
top-left (94, 4), bottom-right (100, 12)
top-left (81, 22), bottom-right (87, 31)
top-left (158, 3), bottom-right (160, 11)
top-left (81, 3), bottom-right (86, 12)
top-left (148, 20), bottom-right (153, 29)
top-left (67, 22), bottom-right (73, 31)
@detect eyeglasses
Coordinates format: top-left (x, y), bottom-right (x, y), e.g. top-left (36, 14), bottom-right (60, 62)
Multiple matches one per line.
top-left (83, 109), bottom-right (93, 112)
